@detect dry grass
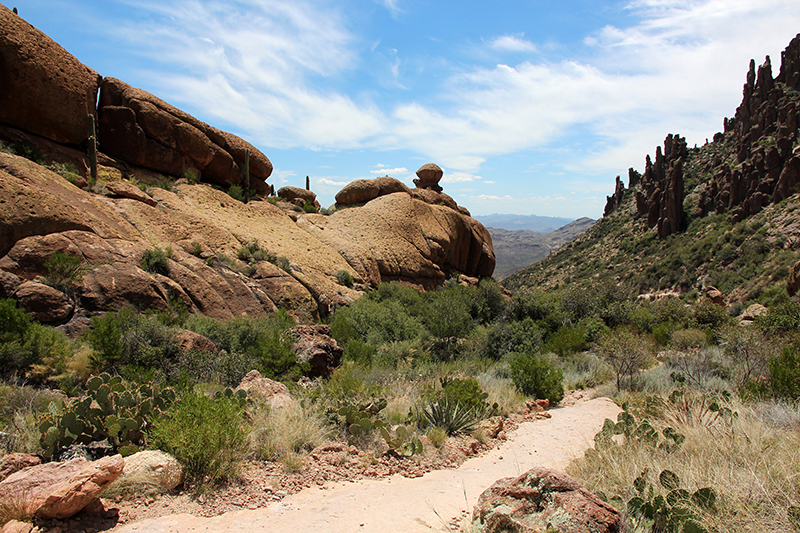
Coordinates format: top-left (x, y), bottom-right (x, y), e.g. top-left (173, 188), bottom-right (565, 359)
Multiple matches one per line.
top-left (567, 394), bottom-right (800, 532)
top-left (0, 487), bottom-right (34, 527)
top-left (249, 403), bottom-right (329, 462)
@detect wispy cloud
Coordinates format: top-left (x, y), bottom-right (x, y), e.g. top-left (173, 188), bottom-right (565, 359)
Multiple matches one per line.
top-left (104, 0), bottom-right (800, 183)
top-left (318, 178), bottom-right (349, 186)
top-left (370, 167), bottom-right (408, 175)
top-left (488, 34), bottom-right (538, 53)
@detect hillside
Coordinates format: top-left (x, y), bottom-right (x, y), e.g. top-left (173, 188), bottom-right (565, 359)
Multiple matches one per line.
top-left (488, 217), bottom-right (595, 279)
top-left (504, 34), bottom-right (800, 307)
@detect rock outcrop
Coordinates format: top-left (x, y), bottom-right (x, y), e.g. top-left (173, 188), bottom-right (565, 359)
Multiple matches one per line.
top-left (413, 163), bottom-right (444, 192)
top-left (470, 467), bottom-right (621, 533)
top-left (788, 259), bottom-right (800, 298)
top-left (603, 33), bottom-right (800, 239)
top-left (0, 454), bottom-right (123, 520)
top-left (98, 77), bottom-right (272, 190)
top-left (0, 6), bottom-right (102, 146)
top-left (0, 15), bottom-right (496, 331)
top-left (113, 451), bottom-right (184, 492)
top-left (278, 186), bottom-right (319, 209)
top-left (335, 176), bottom-right (411, 206)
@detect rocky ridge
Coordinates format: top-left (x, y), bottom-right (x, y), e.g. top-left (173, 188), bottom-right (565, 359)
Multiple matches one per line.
top-left (0, 6), bottom-right (495, 329)
top-left (507, 34), bottom-right (800, 303)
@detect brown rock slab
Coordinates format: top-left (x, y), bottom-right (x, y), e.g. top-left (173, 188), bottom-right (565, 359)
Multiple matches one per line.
top-left (789, 260), bottom-right (800, 298)
top-left (471, 467), bottom-right (621, 533)
top-left (0, 520), bottom-right (33, 533)
top-left (741, 303), bottom-right (768, 321)
top-left (0, 6), bottom-right (102, 145)
top-left (0, 454), bottom-right (123, 520)
top-left (14, 281), bottom-right (73, 323)
top-left (278, 186), bottom-right (318, 207)
top-left (175, 329), bottom-right (217, 354)
top-left (705, 286), bottom-right (725, 306)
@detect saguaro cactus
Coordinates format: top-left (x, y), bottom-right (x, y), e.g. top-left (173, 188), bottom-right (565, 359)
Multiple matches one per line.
top-left (87, 114), bottom-right (97, 187)
top-left (243, 148), bottom-right (250, 203)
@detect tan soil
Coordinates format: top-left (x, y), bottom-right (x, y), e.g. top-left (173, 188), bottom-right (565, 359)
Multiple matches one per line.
top-left (32, 394), bottom-right (620, 533)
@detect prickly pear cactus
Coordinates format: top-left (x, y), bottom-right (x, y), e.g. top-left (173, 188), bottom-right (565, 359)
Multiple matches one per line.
top-left (38, 372), bottom-right (176, 459)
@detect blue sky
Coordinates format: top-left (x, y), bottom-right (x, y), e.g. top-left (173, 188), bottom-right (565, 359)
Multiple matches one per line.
top-left (8, 0), bottom-right (800, 218)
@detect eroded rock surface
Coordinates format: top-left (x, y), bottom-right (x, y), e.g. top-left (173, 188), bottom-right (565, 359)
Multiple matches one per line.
top-left (471, 467), bottom-right (621, 533)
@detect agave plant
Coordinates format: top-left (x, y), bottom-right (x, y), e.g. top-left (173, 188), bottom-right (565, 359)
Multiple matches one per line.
top-left (420, 398), bottom-right (480, 436)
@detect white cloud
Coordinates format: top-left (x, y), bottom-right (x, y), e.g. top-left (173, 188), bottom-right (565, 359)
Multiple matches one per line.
top-left (442, 172), bottom-right (481, 183)
top-left (318, 178), bottom-right (350, 186)
top-left (105, 0), bottom-right (800, 187)
top-left (370, 167), bottom-right (408, 175)
top-left (489, 34), bottom-right (538, 53)
top-left (484, 180), bottom-right (495, 184)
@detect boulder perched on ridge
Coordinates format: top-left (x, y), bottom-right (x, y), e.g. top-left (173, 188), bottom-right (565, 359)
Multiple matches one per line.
top-left (335, 176), bottom-right (410, 206)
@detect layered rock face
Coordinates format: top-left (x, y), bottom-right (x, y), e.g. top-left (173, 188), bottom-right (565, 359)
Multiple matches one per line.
top-left (0, 12), bottom-right (495, 328)
top-left (604, 33), bottom-right (800, 239)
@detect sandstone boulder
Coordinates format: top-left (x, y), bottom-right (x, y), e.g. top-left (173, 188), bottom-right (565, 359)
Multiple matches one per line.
top-left (291, 325), bottom-right (343, 379)
top-left (0, 453), bottom-right (41, 482)
top-left (235, 369), bottom-right (296, 409)
top-left (409, 188), bottom-right (459, 211)
top-left (414, 163), bottom-right (444, 192)
top-left (14, 281), bottom-right (73, 323)
top-left (471, 467), bottom-right (621, 533)
top-left (114, 451), bottom-right (184, 492)
top-left (1, 520), bottom-right (33, 533)
top-left (335, 177), bottom-right (410, 206)
top-left (278, 186), bottom-right (319, 209)
top-left (175, 329), bottom-right (217, 354)
top-left (0, 454), bottom-right (123, 520)
top-left (0, 6), bottom-right (102, 145)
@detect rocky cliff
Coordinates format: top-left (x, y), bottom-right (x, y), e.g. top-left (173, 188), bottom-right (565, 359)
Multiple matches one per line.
top-left (604, 33), bottom-right (800, 238)
top-left (0, 6), bottom-right (495, 329)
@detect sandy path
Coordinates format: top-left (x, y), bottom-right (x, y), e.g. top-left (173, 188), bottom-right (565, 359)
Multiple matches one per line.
top-left (114, 397), bottom-right (620, 533)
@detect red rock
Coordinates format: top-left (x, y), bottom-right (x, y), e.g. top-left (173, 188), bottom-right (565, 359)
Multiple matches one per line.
top-left (0, 6), bottom-right (102, 145)
top-left (175, 329), bottom-right (216, 354)
top-left (705, 286), bottom-right (725, 306)
top-left (0, 453), bottom-right (41, 482)
top-left (788, 260), bottom-right (800, 298)
top-left (471, 467), bottom-right (621, 533)
top-left (0, 455), bottom-right (123, 520)
top-left (278, 186), bottom-right (318, 207)
top-left (14, 281), bottom-right (73, 323)
top-left (0, 520), bottom-right (33, 533)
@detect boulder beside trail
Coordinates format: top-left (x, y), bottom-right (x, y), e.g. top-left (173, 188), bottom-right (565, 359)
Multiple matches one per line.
top-left (235, 369), bottom-right (297, 409)
top-left (291, 325), bottom-right (343, 379)
top-left (0, 454), bottom-right (123, 520)
top-left (470, 467), bottom-right (621, 533)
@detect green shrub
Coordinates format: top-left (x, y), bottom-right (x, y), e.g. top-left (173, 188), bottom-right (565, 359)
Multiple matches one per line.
top-left (508, 352), bottom-right (564, 404)
top-left (184, 312), bottom-right (305, 381)
top-left (140, 248), bottom-right (171, 275)
top-left (190, 242), bottom-right (202, 257)
top-left (302, 200), bottom-right (318, 213)
top-left (543, 325), bottom-right (587, 356)
top-left (150, 391), bottom-right (248, 484)
top-left (335, 269), bottom-right (354, 288)
top-left (42, 252), bottom-right (85, 295)
top-left (690, 300), bottom-right (732, 331)
top-left (595, 327), bottom-right (655, 391)
top-left (755, 301), bottom-right (800, 334)
top-left (769, 341), bottom-right (800, 400)
top-left (46, 162), bottom-right (81, 185)
top-left (652, 321), bottom-right (679, 346)
top-left (228, 184), bottom-right (244, 201)
top-left (342, 338), bottom-right (377, 366)
top-left (480, 317), bottom-right (543, 360)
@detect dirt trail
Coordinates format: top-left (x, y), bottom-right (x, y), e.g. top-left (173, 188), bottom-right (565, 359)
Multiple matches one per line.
top-left (114, 397), bottom-right (620, 533)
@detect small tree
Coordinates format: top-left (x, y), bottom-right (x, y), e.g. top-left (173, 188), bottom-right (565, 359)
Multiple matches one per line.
top-left (595, 327), bottom-right (654, 391)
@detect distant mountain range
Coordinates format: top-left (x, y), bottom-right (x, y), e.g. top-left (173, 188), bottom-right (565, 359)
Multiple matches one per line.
top-left (473, 214), bottom-right (575, 233)
top-left (486, 218), bottom-right (596, 280)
